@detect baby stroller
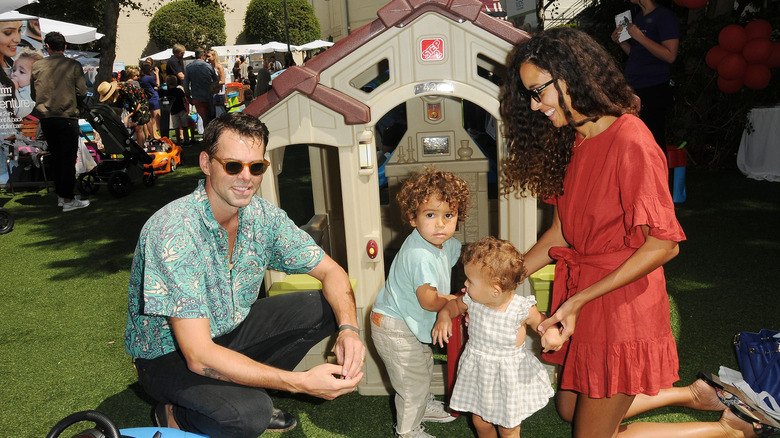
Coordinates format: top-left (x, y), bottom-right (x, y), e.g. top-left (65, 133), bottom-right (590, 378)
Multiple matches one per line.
top-left (76, 95), bottom-right (154, 198)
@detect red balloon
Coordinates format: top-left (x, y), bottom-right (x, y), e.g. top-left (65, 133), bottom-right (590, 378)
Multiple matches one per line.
top-left (686, 0), bottom-right (708, 8)
top-left (745, 19), bottom-right (773, 41)
top-left (744, 64), bottom-right (771, 90)
top-left (719, 25), bottom-right (748, 53)
top-left (742, 38), bottom-right (773, 64)
top-left (767, 42), bottom-right (780, 68)
top-left (717, 53), bottom-right (747, 79)
top-left (718, 76), bottom-right (743, 94)
top-left (706, 45), bottom-right (728, 69)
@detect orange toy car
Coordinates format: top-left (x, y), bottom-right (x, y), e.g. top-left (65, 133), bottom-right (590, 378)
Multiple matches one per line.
top-left (144, 137), bottom-right (182, 176)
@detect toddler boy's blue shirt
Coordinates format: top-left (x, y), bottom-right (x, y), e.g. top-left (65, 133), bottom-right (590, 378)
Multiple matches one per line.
top-left (125, 180), bottom-right (323, 359)
top-left (373, 229), bottom-right (461, 343)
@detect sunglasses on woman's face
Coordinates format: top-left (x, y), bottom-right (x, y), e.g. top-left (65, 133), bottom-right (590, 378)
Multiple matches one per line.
top-left (526, 78), bottom-right (555, 103)
top-left (211, 156), bottom-right (270, 176)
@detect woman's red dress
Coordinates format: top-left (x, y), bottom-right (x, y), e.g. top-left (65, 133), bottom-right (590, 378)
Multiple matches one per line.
top-left (542, 114), bottom-right (686, 398)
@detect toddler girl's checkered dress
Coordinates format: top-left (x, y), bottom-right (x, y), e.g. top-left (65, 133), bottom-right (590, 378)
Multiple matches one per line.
top-left (449, 293), bottom-right (554, 428)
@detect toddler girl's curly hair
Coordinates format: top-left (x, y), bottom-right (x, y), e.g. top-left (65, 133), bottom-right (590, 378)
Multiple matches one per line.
top-left (462, 236), bottom-right (527, 292)
top-left (396, 168), bottom-right (472, 226)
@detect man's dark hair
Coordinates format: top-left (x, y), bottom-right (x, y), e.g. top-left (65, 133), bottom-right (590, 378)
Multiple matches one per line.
top-left (194, 48), bottom-right (206, 59)
top-left (44, 32), bottom-right (67, 52)
top-left (203, 112), bottom-right (270, 157)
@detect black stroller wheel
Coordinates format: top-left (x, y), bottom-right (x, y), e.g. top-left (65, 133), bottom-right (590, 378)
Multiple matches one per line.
top-left (0, 208), bottom-right (14, 235)
top-left (143, 171), bottom-right (156, 187)
top-left (77, 172), bottom-right (100, 195)
top-left (108, 172), bottom-right (132, 197)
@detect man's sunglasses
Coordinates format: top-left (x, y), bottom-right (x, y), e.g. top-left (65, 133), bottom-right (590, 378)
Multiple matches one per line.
top-left (526, 78), bottom-right (555, 103)
top-left (211, 156), bottom-right (270, 176)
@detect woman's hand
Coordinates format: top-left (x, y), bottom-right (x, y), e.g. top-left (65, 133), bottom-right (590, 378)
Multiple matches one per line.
top-left (611, 27), bottom-right (622, 44)
top-left (538, 293), bottom-right (584, 342)
top-left (626, 24), bottom-right (644, 41)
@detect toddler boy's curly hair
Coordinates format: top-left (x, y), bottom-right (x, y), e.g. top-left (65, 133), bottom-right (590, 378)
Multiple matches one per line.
top-left (396, 167), bottom-right (472, 226)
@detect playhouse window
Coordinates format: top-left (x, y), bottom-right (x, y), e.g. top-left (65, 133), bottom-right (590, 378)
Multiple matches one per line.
top-left (476, 53), bottom-right (506, 85)
top-left (350, 58), bottom-right (391, 93)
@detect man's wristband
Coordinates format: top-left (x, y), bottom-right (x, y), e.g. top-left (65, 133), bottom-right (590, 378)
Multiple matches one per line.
top-left (338, 324), bottom-right (360, 334)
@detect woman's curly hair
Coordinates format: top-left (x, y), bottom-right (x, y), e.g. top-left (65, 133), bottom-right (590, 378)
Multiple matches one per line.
top-left (462, 236), bottom-right (527, 293)
top-left (397, 168), bottom-right (472, 226)
top-left (500, 27), bottom-right (638, 199)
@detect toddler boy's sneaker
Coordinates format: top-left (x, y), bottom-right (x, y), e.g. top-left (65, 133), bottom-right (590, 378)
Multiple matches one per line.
top-left (396, 424), bottom-right (435, 438)
top-left (422, 394), bottom-right (457, 423)
top-left (62, 198), bottom-right (90, 212)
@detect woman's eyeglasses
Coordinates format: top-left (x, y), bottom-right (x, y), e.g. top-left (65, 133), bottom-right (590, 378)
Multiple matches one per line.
top-left (211, 156), bottom-right (270, 176)
top-left (526, 79), bottom-right (555, 103)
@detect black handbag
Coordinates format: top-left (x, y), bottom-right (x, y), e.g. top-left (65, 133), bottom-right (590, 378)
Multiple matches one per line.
top-left (734, 329), bottom-right (780, 400)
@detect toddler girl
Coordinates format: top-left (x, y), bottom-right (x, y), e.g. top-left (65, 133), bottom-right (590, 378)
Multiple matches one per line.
top-left (433, 236), bottom-right (561, 438)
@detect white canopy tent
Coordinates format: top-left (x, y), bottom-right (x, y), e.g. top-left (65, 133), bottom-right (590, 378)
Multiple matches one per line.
top-left (0, 12), bottom-right (103, 44)
top-left (0, 11), bottom-right (36, 21)
top-left (297, 39), bottom-right (334, 51)
top-left (141, 48), bottom-right (196, 61)
top-left (39, 17), bottom-right (103, 44)
top-left (0, 0), bottom-right (37, 14)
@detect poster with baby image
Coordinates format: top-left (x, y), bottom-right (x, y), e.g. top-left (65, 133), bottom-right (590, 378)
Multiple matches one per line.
top-left (615, 11), bottom-right (632, 43)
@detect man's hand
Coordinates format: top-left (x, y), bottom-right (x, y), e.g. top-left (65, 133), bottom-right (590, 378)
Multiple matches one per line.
top-left (333, 328), bottom-right (365, 379)
top-left (297, 363), bottom-right (363, 400)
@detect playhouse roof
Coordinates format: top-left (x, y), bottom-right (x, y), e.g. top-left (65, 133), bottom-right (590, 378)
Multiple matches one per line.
top-left (243, 0), bottom-right (529, 125)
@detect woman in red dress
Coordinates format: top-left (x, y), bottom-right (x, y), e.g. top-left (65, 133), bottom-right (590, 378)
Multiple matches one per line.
top-left (501, 27), bottom-right (760, 437)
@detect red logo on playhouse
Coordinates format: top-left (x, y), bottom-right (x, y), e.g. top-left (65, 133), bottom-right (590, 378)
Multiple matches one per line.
top-left (421, 38), bottom-right (444, 61)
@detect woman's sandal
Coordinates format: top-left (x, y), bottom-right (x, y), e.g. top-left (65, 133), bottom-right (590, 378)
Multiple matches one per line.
top-left (729, 404), bottom-right (780, 438)
top-left (698, 371), bottom-right (780, 437)
top-left (698, 370), bottom-right (748, 409)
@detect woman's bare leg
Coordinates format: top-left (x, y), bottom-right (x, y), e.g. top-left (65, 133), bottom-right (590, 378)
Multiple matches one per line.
top-left (572, 392), bottom-right (636, 438)
top-left (617, 407), bottom-right (759, 438)
top-left (625, 379), bottom-right (727, 419)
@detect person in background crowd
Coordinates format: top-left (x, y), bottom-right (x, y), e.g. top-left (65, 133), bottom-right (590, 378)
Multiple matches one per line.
top-left (184, 48), bottom-right (218, 128)
top-left (165, 43), bottom-right (186, 85)
top-left (231, 59), bottom-right (241, 82)
top-left (207, 49), bottom-right (226, 118)
top-left (611, 0), bottom-right (679, 151)
top-left (140, 61), bottom-right (162, 140)
top-left (30, 31), bottom-right (90, 212)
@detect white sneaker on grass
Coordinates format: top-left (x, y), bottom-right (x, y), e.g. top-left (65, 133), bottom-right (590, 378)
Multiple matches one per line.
top-left (396, 424), bottom-right (435, 438)
top-left (422, 393), bottom-right (456, 423)
top-left (62, 198), bottom-right (90, 212)
top-left (58, 195), bottom-right (82, 207)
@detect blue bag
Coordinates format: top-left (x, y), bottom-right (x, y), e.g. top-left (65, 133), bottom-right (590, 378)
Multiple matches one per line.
top-left (734, 329), bottom-right (780, 401)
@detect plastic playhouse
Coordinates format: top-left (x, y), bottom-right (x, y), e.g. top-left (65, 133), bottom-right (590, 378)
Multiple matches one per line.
top-left (243, 0), bottom-right (541, 396)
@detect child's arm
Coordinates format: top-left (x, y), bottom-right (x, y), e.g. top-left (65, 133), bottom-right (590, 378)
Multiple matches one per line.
top-left (432, 295), bottom-right (467, 348)
top-left (525, 305), bottom-right (563, 352)
top-left (415, 284), bottom-right (456, 312)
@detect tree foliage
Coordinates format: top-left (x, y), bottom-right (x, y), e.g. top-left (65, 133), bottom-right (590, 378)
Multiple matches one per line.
top-left (244, 0), bottom-right (321, 45)
top-left (148, 0), bottom-right (227, 50)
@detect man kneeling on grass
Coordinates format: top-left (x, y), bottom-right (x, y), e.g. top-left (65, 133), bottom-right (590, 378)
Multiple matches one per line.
top-left (124, 112), bottom-right (365, 437)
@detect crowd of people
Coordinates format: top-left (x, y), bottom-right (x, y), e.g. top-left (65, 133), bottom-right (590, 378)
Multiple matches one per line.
top-left (0, 23), bottom-right (286, 211)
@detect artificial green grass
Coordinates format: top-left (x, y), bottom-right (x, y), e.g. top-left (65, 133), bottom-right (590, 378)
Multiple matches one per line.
top-left (1, 151), bottom-right (779, 437)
